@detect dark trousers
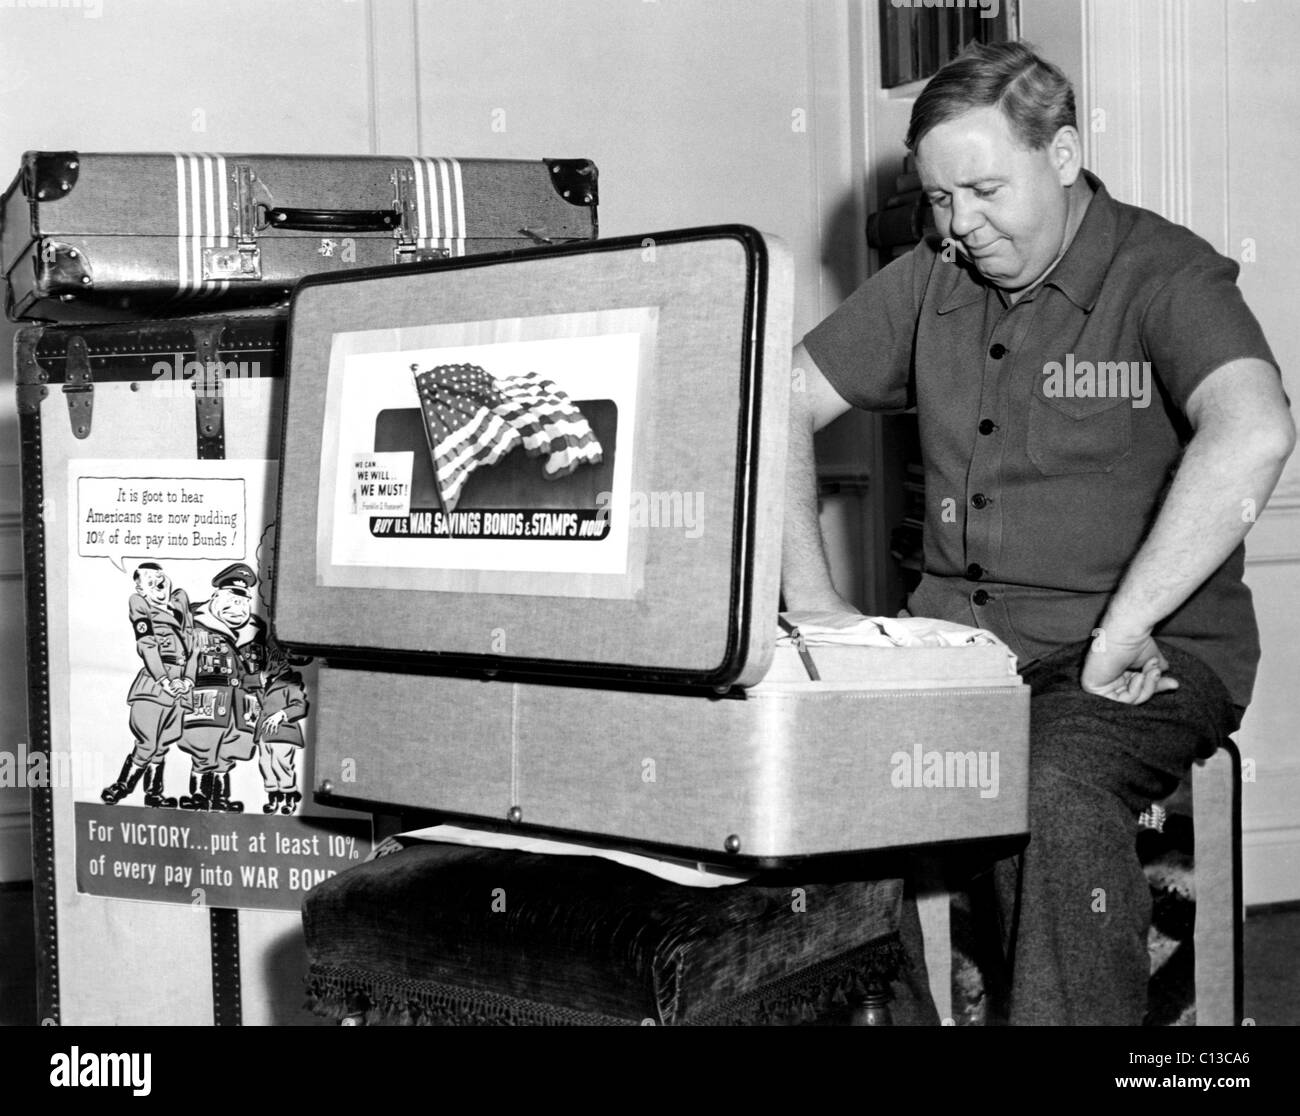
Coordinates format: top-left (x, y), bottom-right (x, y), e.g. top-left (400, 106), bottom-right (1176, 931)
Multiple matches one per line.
top-left (994, 639), bottom-right (1240, 1026)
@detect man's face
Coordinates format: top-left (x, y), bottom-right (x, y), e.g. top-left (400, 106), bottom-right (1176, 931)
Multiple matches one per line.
top-left (136, 569), bottom-right (168, 604)
top-left (915, 105), bottom-right (1076, 291)
top-left (212, 587), bottom-right (251, 628)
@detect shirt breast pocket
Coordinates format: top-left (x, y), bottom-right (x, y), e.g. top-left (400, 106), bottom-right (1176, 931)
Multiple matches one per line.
top-left (1027, 389), bottom-right (1132, 476)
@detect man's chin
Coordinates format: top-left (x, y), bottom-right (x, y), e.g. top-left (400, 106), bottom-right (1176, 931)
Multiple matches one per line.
top-left (973, 260), bottom-right (1029, 289)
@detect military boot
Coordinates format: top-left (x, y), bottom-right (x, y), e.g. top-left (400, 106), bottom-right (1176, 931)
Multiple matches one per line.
top-left (280, 790), bottom-right (302, 815)
top-left (101, 756), bottom-right (146, 805)
top-left (209, 773), bottom-right (243, 813)
top-left (179, 772), bottom-right (212, 810)
top-left (142, 761), bottom-right (177, 808)
top-left (262, 791), bottom-right (282, 814)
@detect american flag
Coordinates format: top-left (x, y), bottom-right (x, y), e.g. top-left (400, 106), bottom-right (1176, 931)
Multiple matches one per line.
top-left (412, 363), bottom-right (603, 512)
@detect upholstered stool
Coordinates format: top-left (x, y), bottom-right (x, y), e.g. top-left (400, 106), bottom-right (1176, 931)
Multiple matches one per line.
top-left (301, 843), bottom-right (938, 1026)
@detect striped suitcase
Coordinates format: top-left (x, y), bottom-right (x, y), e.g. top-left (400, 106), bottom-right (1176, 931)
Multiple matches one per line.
top-left (0, 151), bottom-right (598, 322)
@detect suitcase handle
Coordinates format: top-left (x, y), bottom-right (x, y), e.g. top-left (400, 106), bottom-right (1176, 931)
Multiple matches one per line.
top-left (257, 206), bottom-right (401, 233)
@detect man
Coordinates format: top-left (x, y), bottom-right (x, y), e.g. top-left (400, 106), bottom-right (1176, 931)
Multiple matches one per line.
top-left (179, 563), bottom-right (268, 812)
top-left (783, 42), bottom-right (1294, 1024)
top-left (101, 562), bottom-right (195, 808)
top-left (254, 642), bottom-right (310, 816)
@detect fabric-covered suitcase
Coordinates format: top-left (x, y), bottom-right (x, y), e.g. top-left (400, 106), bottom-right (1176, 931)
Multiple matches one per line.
top-left (1, 151), bottom-right (597, 322)
top-left (272, 226), bottom-right (1030, 862)
top-left (15, 310), bottom-right (378, 1025)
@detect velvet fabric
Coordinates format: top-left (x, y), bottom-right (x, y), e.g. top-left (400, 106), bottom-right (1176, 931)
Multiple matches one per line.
top-left (302, 843), bottom-right (932, 1026)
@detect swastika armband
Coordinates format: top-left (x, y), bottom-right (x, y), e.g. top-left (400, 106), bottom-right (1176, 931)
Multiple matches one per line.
top-left (133, 617), bottom-right (153, 638)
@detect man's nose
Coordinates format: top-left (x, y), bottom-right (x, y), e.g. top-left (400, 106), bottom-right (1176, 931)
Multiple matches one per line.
top-left (948, 195), bottom-right (984, 239)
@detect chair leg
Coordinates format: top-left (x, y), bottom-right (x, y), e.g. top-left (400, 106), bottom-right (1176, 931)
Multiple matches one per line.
top-left (913, 855), bottom-right (953, 1024)
top-left (1192, 742), bottom-right (1243, 1026)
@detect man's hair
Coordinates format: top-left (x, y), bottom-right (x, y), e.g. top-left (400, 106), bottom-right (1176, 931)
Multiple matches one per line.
top-left (905, 41), bottom-right (1076, 153)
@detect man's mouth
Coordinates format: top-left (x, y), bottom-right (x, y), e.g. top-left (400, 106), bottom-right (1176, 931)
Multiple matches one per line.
top-left (965, 238), bottom-right (1003, 257)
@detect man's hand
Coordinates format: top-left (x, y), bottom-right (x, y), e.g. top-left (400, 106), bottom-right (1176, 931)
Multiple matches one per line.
top-left (1081, 627), bottom-right (1179, 704)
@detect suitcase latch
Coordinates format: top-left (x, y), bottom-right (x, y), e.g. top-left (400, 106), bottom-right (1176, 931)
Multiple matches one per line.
top-left (390, 167), bottom-right (451, 265)
top-left (393, 243), bottom-right (450, 265)
top-left (777, 615), bottom-right (822, 682)
top-left (204, 163), bottom-right (264, 281)
top-left (63, 334), bottom-right (94, 439)
top-left (203, 243), bottom-right (261, 282)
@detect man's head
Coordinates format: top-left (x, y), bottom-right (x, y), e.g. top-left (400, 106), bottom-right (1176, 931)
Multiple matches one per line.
top-left (209, 563), bottom-right (257, 628)
top-left (133, 562), bottom-right (169, 605)
top-left (908, 42), bottom-right (1083, 291)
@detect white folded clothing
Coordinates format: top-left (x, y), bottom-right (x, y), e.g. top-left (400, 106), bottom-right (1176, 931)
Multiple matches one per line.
top-left (779, 610), bottom-right (1014, 654)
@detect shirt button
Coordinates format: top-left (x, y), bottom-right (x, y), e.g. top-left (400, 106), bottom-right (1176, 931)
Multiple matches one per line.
top-left (970, 493), bottom-right (990, 509)
top-left (978, 418), bottom-right (996, 435)
top-left (989, 343), bottom-right (1008, 359)
top-left (972, 589), bottom-right (991, 606)
top-left (965, 563), bottom-right (984, 580)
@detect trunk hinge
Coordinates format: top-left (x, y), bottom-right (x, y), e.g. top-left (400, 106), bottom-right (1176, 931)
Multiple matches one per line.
top-left (14, 331), bottom-right (51, 415)
top-left (193, 323), bottom-right (227, 459)
top-left (63, 335), bottom-right (94, 439)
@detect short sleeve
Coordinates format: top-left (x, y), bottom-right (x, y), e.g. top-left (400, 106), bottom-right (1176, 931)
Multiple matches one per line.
top-left (801, 245), bottom-right (929, 412)
top-left (1142, 252), bottom-right (1280, 413)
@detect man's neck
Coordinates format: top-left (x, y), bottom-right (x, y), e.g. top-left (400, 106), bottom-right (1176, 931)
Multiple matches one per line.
top-left (1004, 174), bottom-right (1096, 305)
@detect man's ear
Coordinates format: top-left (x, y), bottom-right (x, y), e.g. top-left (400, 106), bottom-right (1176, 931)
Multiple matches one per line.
top-left (1049, 125), bottom-right (1083, 186)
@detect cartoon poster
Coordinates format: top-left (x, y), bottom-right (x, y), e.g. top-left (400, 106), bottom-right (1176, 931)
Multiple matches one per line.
top-left (66, 459), bottom-right (371, 912)
top-left (314, 306), bottom-right (656, 598)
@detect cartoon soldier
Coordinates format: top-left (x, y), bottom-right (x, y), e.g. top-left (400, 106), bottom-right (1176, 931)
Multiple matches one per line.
top-left (101, 562), bottom-right (195, 807)
top-left (255, 642), bottom-right (310, 815)
top-left (179, 562), bottom-right (268, 812)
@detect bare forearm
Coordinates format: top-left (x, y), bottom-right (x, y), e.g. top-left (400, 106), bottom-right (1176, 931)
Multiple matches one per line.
top-left (1101, 428), bottom-right (1292, 638)
top-left (780, 396), bottom-right (842, 610)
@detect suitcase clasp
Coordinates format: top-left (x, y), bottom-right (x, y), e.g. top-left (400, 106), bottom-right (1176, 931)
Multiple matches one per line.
top-left (202, 243), bottom-right (261, 281)
top-left (392, 243), bottom-right (450, 265)
top-left (203, 163), bottom-right (264, 281)
top-left (390, 167), bottom-right (452, 264)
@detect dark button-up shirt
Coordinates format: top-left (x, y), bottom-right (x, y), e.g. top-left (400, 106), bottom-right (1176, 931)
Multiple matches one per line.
top-left (803, 172), bottom-right (1278, 708)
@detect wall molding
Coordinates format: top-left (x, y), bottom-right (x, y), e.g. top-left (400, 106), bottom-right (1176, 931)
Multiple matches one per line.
top-left (365, 0), bottom-right (421, 154)
top-left (1244, 500), bottom-right (1300, 565)
top-left (1085, 0), bottom-right (1230, 248)
top-left (1243, 827), bottom-right (1300, 907)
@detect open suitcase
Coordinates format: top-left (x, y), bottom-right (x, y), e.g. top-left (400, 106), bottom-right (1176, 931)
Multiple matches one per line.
top-left (1, 151), bottom-right (597, 322)
top-left (15, 309), bottom-right (382, 1025)
top-left (273, 226), bottom-right (1031, 863)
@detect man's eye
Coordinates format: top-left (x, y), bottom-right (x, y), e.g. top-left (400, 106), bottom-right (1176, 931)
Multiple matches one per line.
top-left (928, 195), bottom-right (951, 210)
top-left (975, 186), bottom-right (1000, 200)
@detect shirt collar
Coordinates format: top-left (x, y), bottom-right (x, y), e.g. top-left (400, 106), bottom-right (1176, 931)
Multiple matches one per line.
top-left (935, 169), bottom-right (1117, 315)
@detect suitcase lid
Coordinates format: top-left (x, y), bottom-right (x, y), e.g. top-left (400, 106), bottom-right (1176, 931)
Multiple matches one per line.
top-left (1, 151), bottom-right (595, 248)
top-left (273, 225), bottom-right (793, 690)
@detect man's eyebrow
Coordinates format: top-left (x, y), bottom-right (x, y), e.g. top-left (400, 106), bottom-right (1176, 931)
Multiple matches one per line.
top-left (923, 176), bottom-right (1008, 192)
